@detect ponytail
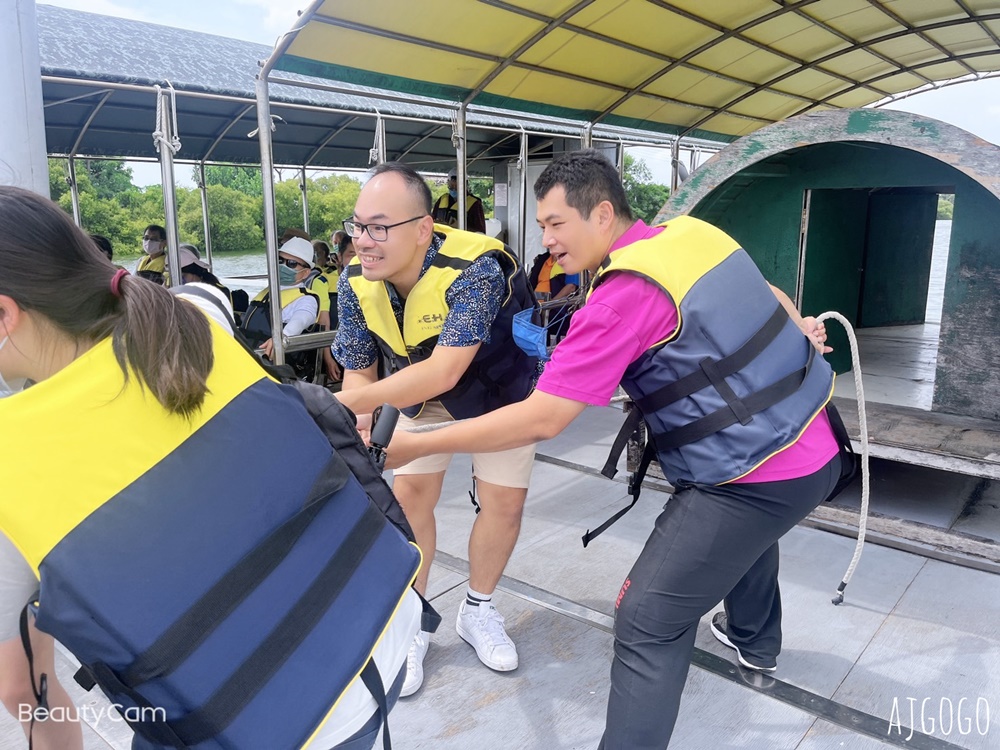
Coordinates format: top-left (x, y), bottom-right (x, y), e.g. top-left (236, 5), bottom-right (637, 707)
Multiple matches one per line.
top-left (0, 186), bottom-right (214, 417)
top-left (110, 273), bottom-right (214, 417)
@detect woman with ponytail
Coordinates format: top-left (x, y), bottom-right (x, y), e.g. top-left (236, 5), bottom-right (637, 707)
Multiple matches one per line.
top-left (0, 186), bottom-right (215, 749)
top-left (0, 186), bottom-right (419, 750)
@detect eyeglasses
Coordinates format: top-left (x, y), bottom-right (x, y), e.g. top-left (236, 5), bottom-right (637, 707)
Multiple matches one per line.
top-left (278, 257), bottom-right (310, 270)
top-left (343, 216), bottom-right (424, 242)
top-left (142, 235), bottom-right (160, 241)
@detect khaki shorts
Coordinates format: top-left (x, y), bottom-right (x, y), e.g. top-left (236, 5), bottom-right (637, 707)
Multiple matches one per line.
top-left (393, 401), bottom-right (536, 489)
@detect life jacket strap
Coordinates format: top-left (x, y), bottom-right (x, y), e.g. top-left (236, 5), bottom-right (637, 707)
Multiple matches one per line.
top-left (583, 439), bottom-right (656, 548)
top-left (653, 344), bottom-right (816, 450)
top-left (635, 304), bottom-right (788, 414)
top-left (359, 659), bottom-right (392, 750)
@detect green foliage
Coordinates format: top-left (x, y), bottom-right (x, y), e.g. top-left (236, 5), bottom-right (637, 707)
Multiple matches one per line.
top-left (622, 154), bottom-right (670, 224)
top-left (40, 159), bottom-right (362, 259)
top-left (198, 165), bottom-right (263, 198)
top-left (937, 194), bottom-right (954, 220)
top-left (275, 173), bottom-right (362, 241)
top-left (177, 184), bottom-right (263, 254)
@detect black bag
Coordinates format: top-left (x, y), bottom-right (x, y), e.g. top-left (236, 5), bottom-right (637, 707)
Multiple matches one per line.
top-left (824, 402), bottom-right (859, 502)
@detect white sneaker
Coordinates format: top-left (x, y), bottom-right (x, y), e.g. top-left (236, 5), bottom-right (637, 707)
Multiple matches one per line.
top-left (456, 600), bottom-right (518, 671)
top-left (400, 631), bottom-right (429, 697)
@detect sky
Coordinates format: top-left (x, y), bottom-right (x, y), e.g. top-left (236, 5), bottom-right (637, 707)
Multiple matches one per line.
top-left (38, 0), bottom-right (1000, 187)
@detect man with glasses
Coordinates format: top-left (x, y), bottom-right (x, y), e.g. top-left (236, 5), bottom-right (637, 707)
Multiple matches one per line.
top-left (333, 162), bottom-right (537, 699)
top-left (240, 236), bottom-right (320, 361)
top-left (135, 224), bottom-right (167, 284)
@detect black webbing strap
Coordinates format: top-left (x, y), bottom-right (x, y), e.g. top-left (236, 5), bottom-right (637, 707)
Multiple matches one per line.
top-left (171, 501), bottom-right (385, 744)
top-left (122, 453), bottom-right (352, 687)
top-left (654, 345), bottom-right (816, 450)
top-left (418, 591), bottom-right (442, 635)
top-left (601, 407), bottom-right (644, 480)
top-left (583, 439), bottom-right (656, 548)
top-left (84, 662), bottom-right (187, 749)
top-left (359, 659), bottom-right (392, 750)
top-left (19, 598), bottom-right (47, 750)
top-left (636, 305), bottom-right (788, 414)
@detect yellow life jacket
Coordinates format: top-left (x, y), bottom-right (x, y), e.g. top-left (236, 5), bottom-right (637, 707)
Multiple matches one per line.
top-left (136, 253), bottom-right (166, 285)
top-left (346, 225), bottom-right (536, 419)
top-left (0, 325), bottom-right (425, 749)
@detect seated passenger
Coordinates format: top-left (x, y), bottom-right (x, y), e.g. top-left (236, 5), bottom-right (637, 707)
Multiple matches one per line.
top-left (239, 237), bottom-right (319, 367)
top-left (89, 234), bottom-right (114, 263)
top-left (169, 244), bottom-right (234, 307)
top-left (135, 224), bottom-right (167, 284)
top-left (528, 248), bottom-right (580, 338)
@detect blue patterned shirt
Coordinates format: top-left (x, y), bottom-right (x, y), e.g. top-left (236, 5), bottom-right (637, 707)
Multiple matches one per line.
top-left (333, 233), bottom-right (505, 370)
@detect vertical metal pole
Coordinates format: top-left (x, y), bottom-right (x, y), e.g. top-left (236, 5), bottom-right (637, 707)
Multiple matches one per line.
top-left (517, 128), bottom-right (528, 266)
top-left (795, 189), bottom-right (812, 309)
top-left (456, 104), bottom-right (467, 230)
top-left (256, 73), bottom-right (286, 365)
top-left (157, 89), bottom-right (183, 288)
top-left (67, 157), bottom-right (82, 226)
top-left (615, 142), bottom-right (625, 178)
top-left (0, 0), bottom-right (49, 196)
top-left (581, 122), bottom-right (593, 149)
top-left (198, 162), bottom-right (214, 270)
top-left (299, 165), bottom-right (310, 233)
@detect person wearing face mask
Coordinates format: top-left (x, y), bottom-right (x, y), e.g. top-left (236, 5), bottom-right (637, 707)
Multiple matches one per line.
top-left (135, 224), bottom-right (167, 284)
top-left (431, 167), bottom-right (486, 234)
top-left (0, 185), bottom-right (423, 750)
top-left (239, 236), bottom-right (320, 362)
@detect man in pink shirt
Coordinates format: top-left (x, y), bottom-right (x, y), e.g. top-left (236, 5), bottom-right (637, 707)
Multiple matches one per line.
top-left (384, 150), bottom-right (846, 749)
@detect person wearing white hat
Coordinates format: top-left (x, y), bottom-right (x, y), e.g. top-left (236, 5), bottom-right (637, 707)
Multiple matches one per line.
top-left (245, 236), bottom-right (320, 361)
top-left (432, 167), bottom-right (486, 233)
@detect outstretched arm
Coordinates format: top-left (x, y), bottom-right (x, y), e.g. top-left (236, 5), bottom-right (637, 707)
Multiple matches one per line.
top-left (335, 343), bottom-right (481, 416)
top-left (384, 389), bottom-right (587, 469)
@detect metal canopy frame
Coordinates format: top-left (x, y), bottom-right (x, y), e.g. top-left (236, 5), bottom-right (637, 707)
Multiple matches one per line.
top-left (275, 0), bottom-right (1000, 141)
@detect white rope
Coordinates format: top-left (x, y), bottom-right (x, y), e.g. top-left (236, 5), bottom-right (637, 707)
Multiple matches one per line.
top-left (816, 311), bottom-right (871, 605)
top-left (152, 83), bottom-right (182, 155)
top-left (389, 313), bottom-right (871, 607)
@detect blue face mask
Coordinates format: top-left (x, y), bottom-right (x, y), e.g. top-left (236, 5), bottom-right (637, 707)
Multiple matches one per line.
top-left (512, 308), bottom-right (550, 361)
top-left (448, 188), bottom-right (458, 199)
top-left (278, 264), bottom-right (299, 286)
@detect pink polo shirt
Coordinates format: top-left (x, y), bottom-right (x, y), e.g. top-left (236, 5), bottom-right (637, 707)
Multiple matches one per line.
top-left (536, 220), bottom-right (838, 483)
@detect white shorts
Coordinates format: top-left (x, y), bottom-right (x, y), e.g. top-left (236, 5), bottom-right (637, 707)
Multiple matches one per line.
top-left (393, 401), bottom-right (536, 489)
top-left (0, 533), bottom-right (38, 642)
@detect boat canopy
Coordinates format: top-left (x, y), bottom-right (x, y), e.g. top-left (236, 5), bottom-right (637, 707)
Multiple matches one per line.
top-left (271, 0), bottom-right (1000, 141)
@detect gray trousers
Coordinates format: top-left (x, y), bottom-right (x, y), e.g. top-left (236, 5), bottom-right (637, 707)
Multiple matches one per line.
top-left (598, 455), bottom-right (841, 750)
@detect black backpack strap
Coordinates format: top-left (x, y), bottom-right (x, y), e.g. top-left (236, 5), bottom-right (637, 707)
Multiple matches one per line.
top-left (583, 438), bottom-right (656, 548)
top-left (19, 596), bottom-right (48, 750)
